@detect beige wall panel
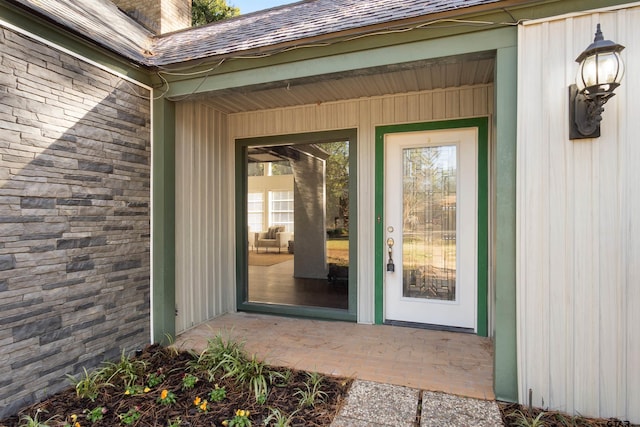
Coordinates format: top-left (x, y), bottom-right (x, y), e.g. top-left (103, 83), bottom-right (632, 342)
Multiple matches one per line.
top-left (228, 85), bottom-right (492, 325)
top-left (175, 102), bottom-right (233, 334)
top-left (517, 5), bottom-right (640, 423)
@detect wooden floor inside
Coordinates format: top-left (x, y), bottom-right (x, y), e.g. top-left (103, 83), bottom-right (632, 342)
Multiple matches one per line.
top-left (248, 257), bottom-right (348, 309)
top-left (175, 312), bottom-right (495, 400)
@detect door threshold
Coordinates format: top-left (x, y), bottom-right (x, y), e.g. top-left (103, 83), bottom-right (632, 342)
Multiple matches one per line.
top-left (384, 319), bottom-right (474, 334)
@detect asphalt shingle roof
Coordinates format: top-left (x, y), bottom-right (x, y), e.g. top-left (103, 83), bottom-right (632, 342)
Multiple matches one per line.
top-left (151, 0), bottom-right (502, 66)
top-left (8, 0), bottom-right (153, 63)
top-left (7, 0), bottom-right (503, 67)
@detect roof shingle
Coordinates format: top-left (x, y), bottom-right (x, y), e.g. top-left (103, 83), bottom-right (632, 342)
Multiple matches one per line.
top-left (7, 0), bottom-right (153, 63)
top-left (7, 0), bottom-right (503, 67)
top-left (151, 0), bottom-right (502, 66)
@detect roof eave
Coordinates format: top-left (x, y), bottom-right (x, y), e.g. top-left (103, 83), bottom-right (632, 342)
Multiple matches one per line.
top-left (151, 0), bottom-right (548, 68)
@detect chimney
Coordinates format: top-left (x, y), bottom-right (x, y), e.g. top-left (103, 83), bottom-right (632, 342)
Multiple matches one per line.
top-left (112, 0), bottom-right (191, 34)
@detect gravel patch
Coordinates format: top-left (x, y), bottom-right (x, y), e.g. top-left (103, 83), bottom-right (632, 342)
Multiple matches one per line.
top-left (420, 391), bottom-right (503, 427)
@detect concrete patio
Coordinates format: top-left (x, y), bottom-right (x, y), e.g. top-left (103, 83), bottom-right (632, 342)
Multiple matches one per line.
top-left (174, 312), bottom-right (495, 400)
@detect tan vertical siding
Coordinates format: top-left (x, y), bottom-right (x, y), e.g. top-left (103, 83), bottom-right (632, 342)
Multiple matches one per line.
top-left (175, 102), bottom-right (233, 333)
top-left (517, 6), bottom-right (640, 423)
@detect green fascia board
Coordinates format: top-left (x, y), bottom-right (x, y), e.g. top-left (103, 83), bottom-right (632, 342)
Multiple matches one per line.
top-left (0, 1), bottom-right (152, 85)
top-left (151, 98), bottom-right (176, 344)
top-left (373, 117), bottom-right (489, 336)
top-left (163, 26), bottom-right (516, 98)
top-left (235, 129), bottom-right (358, 321)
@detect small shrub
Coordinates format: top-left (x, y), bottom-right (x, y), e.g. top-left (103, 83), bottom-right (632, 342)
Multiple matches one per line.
top-left (223, 409), bottom-right (251, 427)
top-left (263, 407), bottom-right (297, 427)
top-left (66, 368), bottom-right (105, 402)
top-left (157, 389), bottom-right (177, 406)
top-left (85, 406), bottom-right (107, 423)
top-left (102, 349), bottom-right (147, 388)
top-left (222, 353), bottom-right (269, 403)
top-left (118, 407), bottom-right (141, 425)
top-left (182, 373), bottom-right (199, 389)
top-left (209, 384), bottom-right (227, 402)
top-left (146, 370), bottom-right (165, 388)
top-left (294, 372), bottom-right (328, 408)
top-left (18, 409), bottom-right (57, 427)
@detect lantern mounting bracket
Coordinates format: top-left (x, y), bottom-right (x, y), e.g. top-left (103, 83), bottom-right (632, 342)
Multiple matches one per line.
top-left (569, 84), bottom-right (612, 139)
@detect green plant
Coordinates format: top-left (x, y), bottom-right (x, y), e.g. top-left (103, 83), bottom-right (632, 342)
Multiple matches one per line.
top-left (269, 369), bottom-right (292, 387)
top-left (182, 373), bottom-right (198, 389)
top-left (167, 417), bottom-right (182, 427)
top-left (223, 409), bottom-right (251, 427)
top-left (306, 371), bottom-right (324, 388)
top-left (18, 409), bottom-right (57, 427)
top-left (263, 407), bottom-right (297, 427)
top-left (209, 384), bottom-right (227, 402)
top-left (66, 368), bottom-right (104, 402)
top-left (189, 331), bottom-right (245, 374)
top-left (102, 349), bottom-right (147, 388)
top-left (221, 353), bottom-right (269, 403)
top-left (505, 409), bottom-right (546, 427)
top-left (294, 373), bottom-right (328, 408)
top-left (147, 370), bottom-right (165, 387)
top-left (85, 406), bottom-right (107, 423)
top-left (118, 407), bottom-right (142, 425)
top-left (157, 389), bottom-right (177, 405)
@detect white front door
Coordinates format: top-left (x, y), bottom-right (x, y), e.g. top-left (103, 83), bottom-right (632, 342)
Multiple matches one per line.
top-left (384, 128), bottom-right (478, 330)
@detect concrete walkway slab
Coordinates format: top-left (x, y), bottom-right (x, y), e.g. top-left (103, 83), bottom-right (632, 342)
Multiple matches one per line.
top-left (332, 380), bottom-right (504, 427)
top-left (421, 390), bottom-right (503, 427)
top-left (332, 380), bottom-right (419, 426)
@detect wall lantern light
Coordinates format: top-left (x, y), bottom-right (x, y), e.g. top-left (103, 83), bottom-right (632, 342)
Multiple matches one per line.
top-left (569, 24), bottom-right (625, 139)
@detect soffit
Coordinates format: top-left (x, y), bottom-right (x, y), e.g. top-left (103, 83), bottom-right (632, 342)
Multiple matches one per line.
top-left (193, 52), bottom-right (495, 114)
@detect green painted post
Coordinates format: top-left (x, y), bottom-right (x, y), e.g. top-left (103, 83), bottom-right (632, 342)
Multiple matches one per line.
top-left (493, 45), bottom-right (519, 402)
top-left (152, 98), bottom-right (176, 344)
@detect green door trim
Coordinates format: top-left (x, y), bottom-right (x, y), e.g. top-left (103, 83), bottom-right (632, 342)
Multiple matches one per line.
top-left (235, 129), bottom-right (358, 322)
top-left (374, 117), bottom-right (489, 337)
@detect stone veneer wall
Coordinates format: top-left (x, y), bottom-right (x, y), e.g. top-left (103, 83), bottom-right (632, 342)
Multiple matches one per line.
top-left (112, 0), bottom-right (191, 34)
top-left (0, 26), bottom-right (151, 417)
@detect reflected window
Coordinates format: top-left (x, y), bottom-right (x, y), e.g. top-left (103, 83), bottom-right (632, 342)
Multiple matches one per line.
top-left (248, 192), bottom-right (263, 233)
top-left (269, 190), bottom-right (294, 232)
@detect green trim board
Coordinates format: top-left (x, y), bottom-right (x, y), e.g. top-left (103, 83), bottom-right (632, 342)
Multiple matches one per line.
top-left (163, 28), bottom-right (515, 99)
top-left (235, 129), bottom-right (358, 322)
top-left (493, 46), bottom-right (518, 403)
top-left (374, 118), bottom-right (489, 336)
top-left (151, 98), bottom-right (176, 344)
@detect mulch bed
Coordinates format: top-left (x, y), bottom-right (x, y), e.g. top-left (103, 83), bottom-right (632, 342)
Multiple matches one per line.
top-left (499, 402), bottom-right (632, 426)
top-left (0, 344), bottom-right (351, 427)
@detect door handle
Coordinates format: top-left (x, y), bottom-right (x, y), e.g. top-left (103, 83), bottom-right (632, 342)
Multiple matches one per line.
top-left (386, 237), bottom-right (395, 272)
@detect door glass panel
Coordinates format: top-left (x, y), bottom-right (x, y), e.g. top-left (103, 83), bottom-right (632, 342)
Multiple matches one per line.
top-left (246, 141), bottom-right (349, 309)
top-left (402, 145), bottom-right (457, 301)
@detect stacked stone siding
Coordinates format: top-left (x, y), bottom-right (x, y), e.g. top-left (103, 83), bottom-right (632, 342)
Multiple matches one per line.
top-left (0, 27), bottom-right (151, 417)
top-left (112, 0), bottom-right (191, 34)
